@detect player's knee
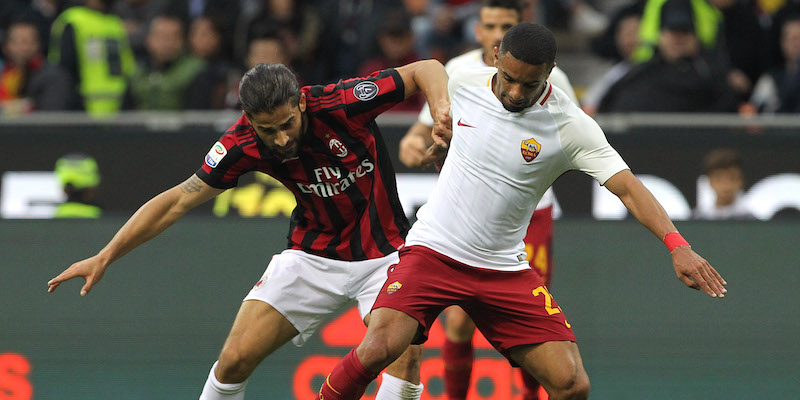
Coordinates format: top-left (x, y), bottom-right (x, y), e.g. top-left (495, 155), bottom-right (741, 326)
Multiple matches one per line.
top-left (549, 369), bottom-right (590, 400)
top-left (358, 332), bottom-right (408, 370)
top-left (216, 346), bottom-right (258, 383)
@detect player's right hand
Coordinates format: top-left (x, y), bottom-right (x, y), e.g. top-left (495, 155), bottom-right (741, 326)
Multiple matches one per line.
top-left (399, 133), bottom-right (429, 168)
top-left (47, 255), bottom-right (109, 296)
top-left (431, 102), bottom-right (452, 148)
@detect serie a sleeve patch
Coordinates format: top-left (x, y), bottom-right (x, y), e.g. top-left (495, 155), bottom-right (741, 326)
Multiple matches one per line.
top-left (204, 141), bottom-right (227, 168)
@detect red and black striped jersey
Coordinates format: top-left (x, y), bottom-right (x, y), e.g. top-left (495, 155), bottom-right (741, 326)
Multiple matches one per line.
top-left (196, 69), bottom-right (410, 261)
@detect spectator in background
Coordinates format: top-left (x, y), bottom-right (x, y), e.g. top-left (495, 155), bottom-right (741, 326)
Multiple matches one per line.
top-left (707, 0), bottom-right (767, 98)
top-left (750, 16), bottom-right (800, 112)
top-left (167, 0), bottom-right (239, 38)
top-left (583, 2), bottom-right (643, 115)
top-left (222, 32), bottom-right (297, 109)
top-left (589, 1), bottom-right (645, 61)
top-left (49, 0), bottom-right (136, 117)
top-left (539, 0), bottom-right (609, 36)
top-left (764, 0), bottom-right (800, 71)
top-left (632, 0), bottom-right (722, 63)
top-left (358, 10), bottom-right (424, 112)
top-left (634, 0), bottom-right (755, 100)
top-left (189, 16), bottom-right (223, 62)
top-left (414, 0), bottom-right (483, 62)
top-left (314, 0), bottom-right (403, 83)
top-left (0, 0), bottom-right (59, 51)
top-left (113, 0), bottom-right (169, 60)
top-left (598, 0), bottom-right (739, 112)
top-left (244, 34), bottom-right (291, 70)
top-left (694, 148), bottom-right (752, 220)
top-left (128, 14), bottom-right (205, 110)
top-left (235, 0), bottom-right (321, 82)
top-left (1, 19), bottom-right (76, 115)
top-left (54, 153), bottom-right (102, 219)
top-left (184, 16), bottom-right (230, 109)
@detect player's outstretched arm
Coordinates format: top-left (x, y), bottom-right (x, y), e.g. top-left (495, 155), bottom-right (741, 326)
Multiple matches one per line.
top-left (47, 175), bottom-right (224, 296)
top-left (603, 170), bottom-right (728, 298)
top-left (395, 60), bottom-right (452, 148)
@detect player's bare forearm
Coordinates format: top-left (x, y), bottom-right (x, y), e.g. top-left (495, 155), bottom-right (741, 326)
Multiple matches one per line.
top-left (47, 175), bottom-right (223, 295)
top-left (396, 60), bottom-right (452, 147)
top-left (604, 170), bottom-right (727, 298)
top-left (99, 175), bottom-right (222, 262)
top-left (603, 170), bottom-right (676, 239)
top-left (395, 60), bottom-right (450, 115)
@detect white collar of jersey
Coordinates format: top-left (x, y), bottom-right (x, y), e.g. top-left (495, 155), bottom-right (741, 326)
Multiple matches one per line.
top-left (486, 74), bottom-right (552, 110)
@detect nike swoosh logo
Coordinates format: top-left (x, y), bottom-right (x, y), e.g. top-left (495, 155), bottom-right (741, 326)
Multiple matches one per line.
top-left (457, 118), bottom-right (475, 128)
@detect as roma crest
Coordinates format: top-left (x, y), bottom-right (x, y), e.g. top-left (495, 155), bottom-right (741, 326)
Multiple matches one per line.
top-left (386, 281), bottom-right (402, 295)
top-left (521, 138), bottom-right (541, 162)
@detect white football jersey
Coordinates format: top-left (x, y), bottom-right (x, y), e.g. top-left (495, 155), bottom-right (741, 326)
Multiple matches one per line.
top-left (405, 67), bottom-right (629, 271)
top-left (415, 48), bottom-right (577, 210)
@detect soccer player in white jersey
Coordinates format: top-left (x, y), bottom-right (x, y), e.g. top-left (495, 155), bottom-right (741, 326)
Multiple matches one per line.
top-left (317, 23), bottom-right (727, 400)
top-left (399, 2), bottom-right (576, 398)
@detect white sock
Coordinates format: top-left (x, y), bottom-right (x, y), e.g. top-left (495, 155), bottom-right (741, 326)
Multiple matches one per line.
top-left (199, 361), bottom-right (247, 400)
top-left (374, 372), bottom-right (424, 400)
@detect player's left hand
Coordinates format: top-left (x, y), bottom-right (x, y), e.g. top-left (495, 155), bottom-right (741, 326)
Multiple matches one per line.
top-left (670, 246), bottom-right (727, 298)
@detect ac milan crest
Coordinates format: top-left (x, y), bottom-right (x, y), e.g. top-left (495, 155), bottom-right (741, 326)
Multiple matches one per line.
top-left (329, 138), bottom-right (348, 158)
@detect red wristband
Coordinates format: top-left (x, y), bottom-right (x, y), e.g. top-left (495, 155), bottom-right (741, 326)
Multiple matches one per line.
top-left (664, 232), bottom-right (690, 252)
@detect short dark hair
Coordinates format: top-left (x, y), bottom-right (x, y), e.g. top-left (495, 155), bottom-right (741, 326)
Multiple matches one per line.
top-left (498, 22), bottom-right (557, 66)
top-left (704, 148), bottom-right (742, 174)
top-left (238, 63), bottom-right (300, 115)
top-left (481, 0), bottom-right (524, 16)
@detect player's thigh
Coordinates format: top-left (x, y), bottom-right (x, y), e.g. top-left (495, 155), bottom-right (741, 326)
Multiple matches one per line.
top-left (246, 250), bottom-right (351, 346)
top-left (358, 307), bottom-right (421, 366)
top-left (464, 267), bottom-right (574, 361)
top-left (219, 299), bottom-right (299, 363)
top-left (444, 306), bottom-right (476, 341)
top-left (353, 251), bottom-right (400, 323)
top-left (509, 340), bottom-right (588, 394)
top-left (370, 246), bottom-right (468, 345)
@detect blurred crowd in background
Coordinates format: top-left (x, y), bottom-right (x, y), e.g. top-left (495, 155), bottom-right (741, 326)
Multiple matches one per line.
top-left (0, 0), bottom-right (799, 118)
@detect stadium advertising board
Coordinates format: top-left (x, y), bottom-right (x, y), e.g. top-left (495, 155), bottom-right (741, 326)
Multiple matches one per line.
top-left (1, 118), bottom-right (799, 219)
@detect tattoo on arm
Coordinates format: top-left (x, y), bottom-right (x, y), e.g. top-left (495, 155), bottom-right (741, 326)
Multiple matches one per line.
top-left (180, 176), bottom-right (204, 193)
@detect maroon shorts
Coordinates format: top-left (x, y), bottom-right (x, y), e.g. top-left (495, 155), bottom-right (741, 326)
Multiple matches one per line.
top-left (525, 206), bottom-right (554, 286)
top-left (372, 245), bottom-right (575, 364)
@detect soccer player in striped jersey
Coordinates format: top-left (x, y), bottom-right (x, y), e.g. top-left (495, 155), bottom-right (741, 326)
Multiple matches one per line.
top-left (317, 23), bottom-right (727, 400)
top-left (399, 2), bottom-right (575, 398)
top-left (47, 60), bottom-right (451, 400)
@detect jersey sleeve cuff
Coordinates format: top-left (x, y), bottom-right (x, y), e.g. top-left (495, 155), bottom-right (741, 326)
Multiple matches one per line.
top-left (195, 169), bottom-right (237, 189)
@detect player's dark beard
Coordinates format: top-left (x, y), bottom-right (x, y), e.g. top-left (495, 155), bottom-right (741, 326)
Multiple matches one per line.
top-left (269, 115), bottom-right (307, 158)
top-left (270, 141), bottom-right (298, 158)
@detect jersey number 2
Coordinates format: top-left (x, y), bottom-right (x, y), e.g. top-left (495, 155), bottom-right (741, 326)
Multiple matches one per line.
top-left (532, 286), bottom-right (571, 328)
